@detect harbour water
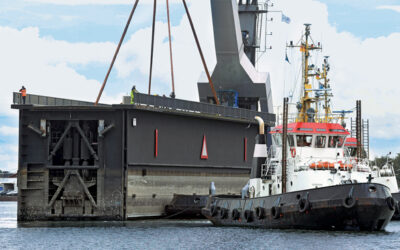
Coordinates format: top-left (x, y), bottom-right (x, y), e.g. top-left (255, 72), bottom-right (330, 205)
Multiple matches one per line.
top-left (1, 202), bottom-right (400, 249)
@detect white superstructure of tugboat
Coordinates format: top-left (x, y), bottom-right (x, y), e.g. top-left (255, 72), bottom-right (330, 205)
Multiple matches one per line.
top-left (202, 24), bottom-right (395, 231)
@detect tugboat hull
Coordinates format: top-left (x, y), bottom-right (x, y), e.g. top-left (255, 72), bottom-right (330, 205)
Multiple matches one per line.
top-left (391, 192), bottom-right (400, 220)
top-left (202, 183), bottom-right (394, 231)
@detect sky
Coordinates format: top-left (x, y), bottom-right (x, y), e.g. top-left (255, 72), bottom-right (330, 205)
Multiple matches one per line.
top-left (1, 0), bottom-right (400, 171)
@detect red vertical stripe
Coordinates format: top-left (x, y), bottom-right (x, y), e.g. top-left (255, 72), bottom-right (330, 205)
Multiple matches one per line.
top-left (155, 129), bottom-right (158, 157)
top-left (201, 135), bottom-right (208, 159)
top-left (244, 137), bottom-right (247, 162)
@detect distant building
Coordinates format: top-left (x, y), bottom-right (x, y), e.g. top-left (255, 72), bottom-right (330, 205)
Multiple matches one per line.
top-left (0, 175), bottom-right (17, 194)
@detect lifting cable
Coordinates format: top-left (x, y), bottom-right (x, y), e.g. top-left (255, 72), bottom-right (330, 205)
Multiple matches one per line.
top-left (166, 0), bottom-right (175, 96)
top-left (148, 0), bottom-right (157, 95)
top-left (182, 0), bottom-right (219, 105)
top-left (95, 0), bottom-right (219, 105)
top-left (95, 0), bottom-right (140, 106)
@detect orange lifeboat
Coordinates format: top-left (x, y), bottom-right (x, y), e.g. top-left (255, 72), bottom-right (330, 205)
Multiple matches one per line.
top-left (339, 163), bottom-right (353, 170)
top-left (310, 162), bottom-right (338, 170)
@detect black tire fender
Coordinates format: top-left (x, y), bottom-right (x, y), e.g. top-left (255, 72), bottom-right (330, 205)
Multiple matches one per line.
top-left (255, 206), bottom-right (266, 219)
top-left (271, 206), bottom-right (281, 219)
top-left (232, 208), bottom-right (241, 220)
top-left (343, 196), bottom-right (356, 209)
top-left (386, 197), bottom-right (396, 211)
top-left (298, 198), bottom-right (310, 213)
top-left (210, 205), bottom-right (219, 217)
top-left (219, 208), bottom-right (228, 219)
top-left (244, 210), bottom-right (254, 222)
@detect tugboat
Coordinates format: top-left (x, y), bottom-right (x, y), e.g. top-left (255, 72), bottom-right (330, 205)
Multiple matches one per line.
top-left (202, 113), bottom-right (394, 230)
top-left (202, 24), bottom-right (395, 231)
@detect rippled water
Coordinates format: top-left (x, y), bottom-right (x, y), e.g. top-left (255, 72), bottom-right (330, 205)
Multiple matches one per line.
top-left (1, 202), bottom-right (400, 249)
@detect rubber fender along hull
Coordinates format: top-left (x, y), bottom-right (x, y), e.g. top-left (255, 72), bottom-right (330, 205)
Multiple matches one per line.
top-left (391, 192), bottom-right (400, 220)
top-left (202, 183), bottom-right (394, 231)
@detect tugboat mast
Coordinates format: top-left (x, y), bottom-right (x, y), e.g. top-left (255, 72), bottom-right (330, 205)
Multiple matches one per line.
top-left (320, 56), bottom-right (332, 123)
top-left (287, 24), bottom-right (322, 122)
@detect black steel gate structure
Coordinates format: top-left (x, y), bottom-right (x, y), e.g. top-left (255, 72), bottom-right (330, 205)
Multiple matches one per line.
top-left (12, 93), bottom-right (275, 220)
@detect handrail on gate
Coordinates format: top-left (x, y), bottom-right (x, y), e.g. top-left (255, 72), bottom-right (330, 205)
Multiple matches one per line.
top-left (131, 92), bottom-right (275, 125)
top-left (11, 91), bottom-right (275, 125)
top-left (12, 92), bottom-right (107, 107)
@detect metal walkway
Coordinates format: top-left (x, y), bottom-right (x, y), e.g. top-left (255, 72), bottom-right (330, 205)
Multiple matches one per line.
top-left (124, 93), bottom-right (275, 125)
top-left (12, 92), bottom-right (106, 107)
top-left (13, 92), bottom-right (275, 125)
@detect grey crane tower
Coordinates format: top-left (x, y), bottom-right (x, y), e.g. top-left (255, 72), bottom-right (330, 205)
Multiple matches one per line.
top-left (197, 0), bottom-right (273, 113)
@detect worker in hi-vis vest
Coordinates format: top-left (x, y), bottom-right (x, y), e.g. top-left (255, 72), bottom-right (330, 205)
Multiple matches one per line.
top-left (19, 86), bottom-right (27, 104)
top-left (130, 85), bottom-right (138, 104)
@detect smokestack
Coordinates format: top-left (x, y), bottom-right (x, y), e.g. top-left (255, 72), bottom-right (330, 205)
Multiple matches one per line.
top-left (250, 116), bottom-right (267, 179)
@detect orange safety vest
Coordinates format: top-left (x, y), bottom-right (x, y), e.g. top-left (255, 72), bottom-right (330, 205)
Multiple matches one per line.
top-left (20, 89), bottom-right (26, 97)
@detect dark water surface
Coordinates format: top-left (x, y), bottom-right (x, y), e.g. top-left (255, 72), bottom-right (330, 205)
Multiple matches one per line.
top-left (1, 202), bottom-right (400, 249)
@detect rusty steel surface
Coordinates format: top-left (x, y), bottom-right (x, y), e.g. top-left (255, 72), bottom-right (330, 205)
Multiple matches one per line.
top-left (282, 97), bottom-right (288, 193)
top-left (356, 100), bottom-right (363, 160)
top-left (166, 0), bottom-right (175, 95)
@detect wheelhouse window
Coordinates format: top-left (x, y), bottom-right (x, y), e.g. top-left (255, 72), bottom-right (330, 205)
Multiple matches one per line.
top-left (328, 136), bottom-right (337, 148)
top-left (315, 136), bottom-right (326, 148)
top-left (328, 136), bottom-right (346, 148)
top-left (296, 135), bottom-right (312, 147)
top-left (337, 137), bottom-right (345, 147)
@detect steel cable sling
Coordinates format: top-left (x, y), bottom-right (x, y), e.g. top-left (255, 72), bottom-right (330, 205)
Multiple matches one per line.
top-left (95, 0), bottom-right (219, 105)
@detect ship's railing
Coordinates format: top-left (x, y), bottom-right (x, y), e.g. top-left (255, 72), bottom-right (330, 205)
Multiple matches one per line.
top-left (12, 92), bottom-right (108, 106)
top-left (124, 93), bottom-right (276, 125)
top-left (261, 145), bottom-right (280, 178)
top-left (261, 163), bottom-right (277, 178)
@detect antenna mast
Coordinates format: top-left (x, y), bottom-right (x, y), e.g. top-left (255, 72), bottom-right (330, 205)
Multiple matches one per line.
top-left (287, 24), bottom-right (322, 122)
